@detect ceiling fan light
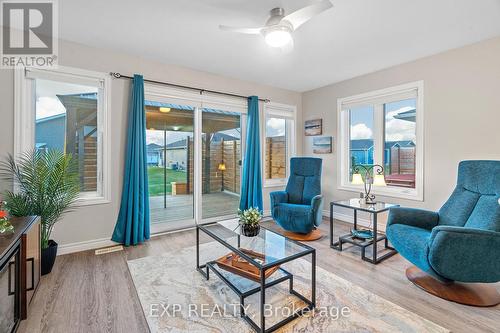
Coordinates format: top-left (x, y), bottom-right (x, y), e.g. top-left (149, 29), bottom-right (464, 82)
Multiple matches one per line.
top-left (264, 28), bottom-right (292, 47)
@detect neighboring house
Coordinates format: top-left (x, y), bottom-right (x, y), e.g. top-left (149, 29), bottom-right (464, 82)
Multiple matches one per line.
top-left (150, 132), bottom-right (239, 170)
top-left (35, 113), bottom-right (66, 151)
top-left (350, 139), bottom-right (415, 166)
top-left (147, 143), bottom-right (163, 166)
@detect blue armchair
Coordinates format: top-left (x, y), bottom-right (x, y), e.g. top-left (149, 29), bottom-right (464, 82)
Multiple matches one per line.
top-left (386, 160), bottom-right (500, 306)
top-left (270, 157), bottom-right (323, 235)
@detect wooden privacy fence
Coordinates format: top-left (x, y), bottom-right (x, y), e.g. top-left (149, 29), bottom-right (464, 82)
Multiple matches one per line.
top-left (182, 135), bottom-right (286, 195)
top-left (265, 136), bottom-right (286, 179)
top-left (187, 138), bottom-right (241, 195)
top-left (390, 146), bottom-right (416, 174)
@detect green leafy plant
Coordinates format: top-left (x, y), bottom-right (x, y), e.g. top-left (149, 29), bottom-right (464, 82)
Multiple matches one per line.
top-left (238, 207), bottom-right (263, 226)
top-left (0, 217), bottom-right (14, 234)
top-left (0, 149), bottom-right (80, 249)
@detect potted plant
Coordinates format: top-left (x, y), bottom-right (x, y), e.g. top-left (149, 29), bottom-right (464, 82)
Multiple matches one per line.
top-left (0, 149), bottom-right (80, 275)
top-left (238, 207), bottom-right (263, 237)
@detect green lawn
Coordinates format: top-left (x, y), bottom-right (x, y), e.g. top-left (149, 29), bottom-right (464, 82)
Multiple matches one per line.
top-left (148, 166), bottom-right (187, 196)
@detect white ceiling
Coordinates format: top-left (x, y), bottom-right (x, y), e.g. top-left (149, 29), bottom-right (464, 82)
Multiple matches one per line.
top-left (59, 0), bottom-right (500, 92)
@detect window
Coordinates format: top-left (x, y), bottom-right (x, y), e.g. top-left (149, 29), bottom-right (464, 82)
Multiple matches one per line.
top-left (15, 66), bottom-right (111, 205)
top-left (338, 81), bottom-right (423, 200)
top-left (263, 103), bottom-right (296, 187)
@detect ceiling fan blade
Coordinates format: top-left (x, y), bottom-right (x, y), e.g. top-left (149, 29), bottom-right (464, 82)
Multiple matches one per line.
top-left (219, 25), bottom-right (263, 35)
top-left (282, 0), bottom-right (333, 30)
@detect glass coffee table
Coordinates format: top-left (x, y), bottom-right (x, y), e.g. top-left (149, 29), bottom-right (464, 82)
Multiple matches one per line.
top-left (196, 220), bottom-right (316, 333)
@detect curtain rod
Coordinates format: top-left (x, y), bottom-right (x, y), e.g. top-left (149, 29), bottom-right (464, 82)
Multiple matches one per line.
top-left (109, 72), bottom-right (270, 103)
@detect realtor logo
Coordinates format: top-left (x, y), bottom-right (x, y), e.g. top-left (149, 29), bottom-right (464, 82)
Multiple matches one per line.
top-left (1, 0), bottom-right (58, 67)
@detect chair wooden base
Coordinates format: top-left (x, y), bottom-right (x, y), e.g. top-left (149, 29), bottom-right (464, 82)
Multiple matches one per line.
top-left (406, 266), bottom-right (500, 307)
top-left (281, 228), bottom-right (323, 241)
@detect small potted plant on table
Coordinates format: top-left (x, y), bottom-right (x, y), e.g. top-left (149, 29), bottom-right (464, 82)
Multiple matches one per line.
top-left (238, 207), bottom-right (263, 237)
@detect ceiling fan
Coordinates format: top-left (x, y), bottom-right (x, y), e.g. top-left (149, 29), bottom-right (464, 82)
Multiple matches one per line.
top-left (219, 0), bottom-right (333, 48)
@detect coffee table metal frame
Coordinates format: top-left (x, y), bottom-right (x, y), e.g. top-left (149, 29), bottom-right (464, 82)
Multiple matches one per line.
top-left (330, 200), bottom-right (399, 264)
top-left (196, 223), bottom-right (316, 333)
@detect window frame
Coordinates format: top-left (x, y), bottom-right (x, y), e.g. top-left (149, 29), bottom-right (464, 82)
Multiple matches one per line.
top-left (14, 66), bottom-right (111, 206)
top-left (337, 81), bottom-right (424, 201)
top-left (262, 102), bottom-right (296, 188)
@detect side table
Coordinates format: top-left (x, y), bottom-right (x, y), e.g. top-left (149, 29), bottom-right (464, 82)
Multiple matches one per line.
top-left (330, 199), bottom-right (399, 264)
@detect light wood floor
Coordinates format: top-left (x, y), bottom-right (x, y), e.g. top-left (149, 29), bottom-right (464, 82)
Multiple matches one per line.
top-left (19, 219), bottom-right (499, 333)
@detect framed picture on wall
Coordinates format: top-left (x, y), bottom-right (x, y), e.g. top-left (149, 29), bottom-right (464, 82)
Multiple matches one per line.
top-left (305, 119), bottom-right (322, 136)
top-left (313, 136), bottom-right (332, 154)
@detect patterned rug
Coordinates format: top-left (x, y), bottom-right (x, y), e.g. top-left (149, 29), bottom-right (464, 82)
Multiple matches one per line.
top-left (127, 243), bottom-right (449, 333)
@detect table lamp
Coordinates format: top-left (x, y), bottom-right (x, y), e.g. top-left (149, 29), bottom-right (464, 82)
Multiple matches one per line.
top-left (351, 164), bottom-right (386, 204)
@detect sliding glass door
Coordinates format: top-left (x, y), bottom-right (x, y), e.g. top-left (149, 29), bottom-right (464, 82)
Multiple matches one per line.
top-left (146, 101), bottom-right (195, 232)
top-left (201, 108), bottom-right (242, 221)
top-left (145, 93), bottom-right (246, 232)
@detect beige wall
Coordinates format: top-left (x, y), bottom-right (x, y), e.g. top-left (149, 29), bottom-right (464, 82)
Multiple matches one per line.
top-left (0, 39), bottom-right (302, 248)
top-left (302, 37), bottom-right (500, 218)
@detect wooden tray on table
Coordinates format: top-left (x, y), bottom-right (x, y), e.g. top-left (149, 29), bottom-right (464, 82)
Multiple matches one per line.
top-left (216, 248), bottom-right (279, 282)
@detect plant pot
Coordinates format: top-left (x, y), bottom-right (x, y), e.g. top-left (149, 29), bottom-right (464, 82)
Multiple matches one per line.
top-left (241, 224), bottom-right (260, 237)
top-left (41, 240), bottom-right (58, 275)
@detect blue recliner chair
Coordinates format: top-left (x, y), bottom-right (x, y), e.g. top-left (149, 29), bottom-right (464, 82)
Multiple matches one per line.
top-left (270, 157), bottom-right (323, 235)
top-left (386, 160), bottom-right (500, 306)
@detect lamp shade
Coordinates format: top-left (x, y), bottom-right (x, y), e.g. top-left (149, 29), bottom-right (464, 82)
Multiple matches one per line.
top-left (373, 174), bottom-right (387, 187)
top-left (351, 173), bottom-right (364, 185)
top-left (218, 163), bottom-right (226, 171)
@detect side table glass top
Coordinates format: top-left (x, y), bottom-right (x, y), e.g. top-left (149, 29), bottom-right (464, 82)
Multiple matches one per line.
top-left (332, 199), bottom-right (399, 213)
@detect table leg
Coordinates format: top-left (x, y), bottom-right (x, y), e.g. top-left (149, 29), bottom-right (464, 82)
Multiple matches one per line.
top-left (260, 267), bottom-right (266, 333)
top-left (196, 226), bottom-right (199, 269)
top-left (372, 213), bottom-right (378, 263)
top-left (353, 209), bottom-right (357, 230)
top-left (329, 203), bottom-right (334, 247)
top-left (312, 250), bottom-right (316, 308)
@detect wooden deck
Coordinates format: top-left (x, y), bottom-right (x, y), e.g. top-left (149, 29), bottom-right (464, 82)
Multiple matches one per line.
top-left (150, 191), bottom-right (240, 223)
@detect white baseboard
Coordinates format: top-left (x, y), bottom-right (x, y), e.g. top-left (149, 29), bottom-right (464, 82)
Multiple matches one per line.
top-left (57, 209), bottom-right (372, 256)
top-left (57, 237), bottom-right (117, 256)
top-left (323, 210), bottom-right (372, 228)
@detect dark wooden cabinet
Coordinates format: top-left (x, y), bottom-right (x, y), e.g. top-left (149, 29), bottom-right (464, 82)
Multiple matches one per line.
top-left (0, 216), bottom-right (41, 332)
top-left (20, 217), bottom-right (41, 319)
top-left (0, 239), bottom-right (21, 333)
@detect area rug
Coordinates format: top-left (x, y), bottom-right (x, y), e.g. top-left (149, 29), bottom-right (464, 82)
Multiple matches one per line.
top-left (127, 243), bottom-right (449, 333)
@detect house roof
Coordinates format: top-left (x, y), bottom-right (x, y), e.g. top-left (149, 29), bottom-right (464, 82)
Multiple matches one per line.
top-left (166, 132), bottom-right (238, 149)
top-left (146, 132), bottom-right (238, 151)
top-left (394, 108), bottom-right (416, 122)
top-left (146, 143), bottom-right (163, 151)
top-left (36, 113), bottom-right (66, 123)
top-left (350, 139), bottom-right (415, 150)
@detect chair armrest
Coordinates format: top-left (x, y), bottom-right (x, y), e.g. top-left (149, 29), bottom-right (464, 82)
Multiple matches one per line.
top-left (311, 195), bottom-right (323, 212)
top-left (428, 226), bottom-right (500, 283)
top-left (270, 191), bottom-right (288, 207)
top-left (387, 207), bottom-right (439, 230)
top-left (311, 195), bottom-right (324, 227)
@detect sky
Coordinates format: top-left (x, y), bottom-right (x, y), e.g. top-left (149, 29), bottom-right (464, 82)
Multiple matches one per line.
top-left (266, 117), bottom-right (286, 137)
top-left (36, 79), bottom-right (97, 120)
top-left (350, 98), bottom-right (416, 142)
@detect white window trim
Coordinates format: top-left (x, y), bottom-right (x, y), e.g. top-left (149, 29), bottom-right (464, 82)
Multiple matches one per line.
top-left (337, 81), bottom-right (424, 201)
top-left (262, 102), bottom-right (296, 188)
top-left (14, 66), bottom-right (111, 206)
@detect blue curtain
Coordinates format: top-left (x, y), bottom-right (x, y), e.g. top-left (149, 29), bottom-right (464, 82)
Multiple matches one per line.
top-left (239, 96), bottom-right (263, 211)
top-left (112, 74), bottom-right (150, 246)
